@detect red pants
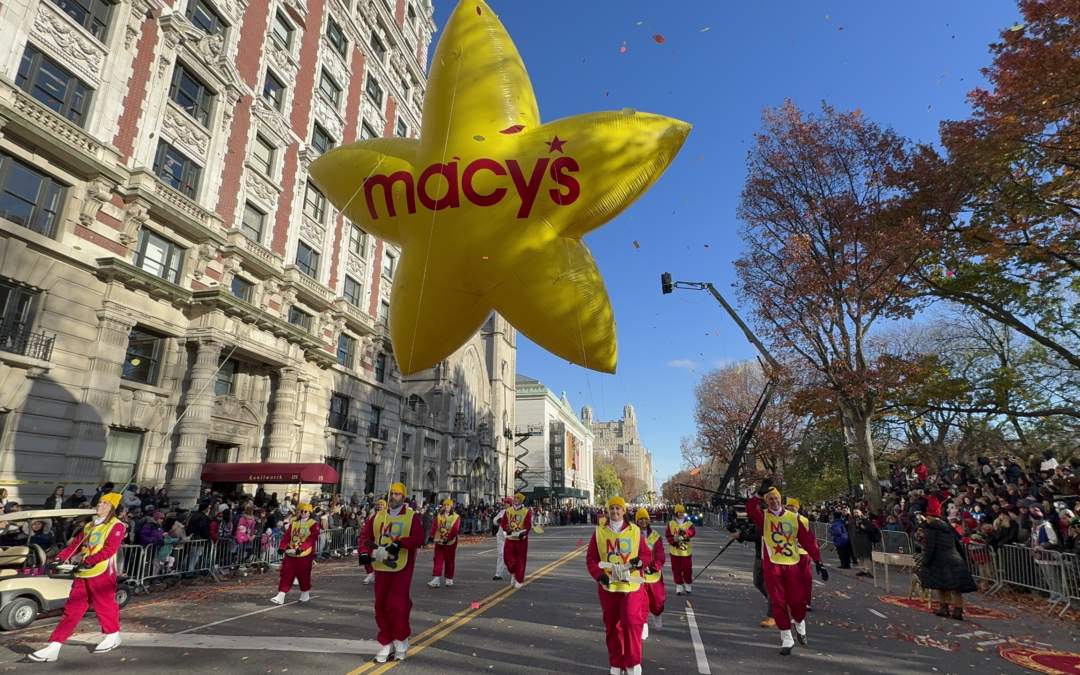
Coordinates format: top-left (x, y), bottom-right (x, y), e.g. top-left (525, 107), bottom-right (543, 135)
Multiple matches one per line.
top-left (642, 576), bottom-right (666, 617)
top-left (374, 568), bottom-right (414, 645)
top-left (51, 574), bottom-right (119, 643)
top-left (504, 538), bottom-right (528, 584)
top-left (799, 555), bottom-right (813, 607)
top-left (278, 554), bottom-right (313, 593)
top-left (365, 564), bottom-right (374, 574)
top-left (599, 587), bottom-right (647, 669)
top-left (670, 555), bottom-right (692, 585)
top-left (433, 544), bottom-right (457, 579)
top-left (763, 558), bottom-right (807, 631)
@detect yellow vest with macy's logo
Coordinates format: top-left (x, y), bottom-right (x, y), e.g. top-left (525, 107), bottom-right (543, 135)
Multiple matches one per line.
top-left (643, 530), bottom-right (662, 583)
top-left (437, 513), bottom-right (459, 546)
top-left (76, 518), bottom-right (124, 578)
top-left (505, 506), bottom-right (528, 533)
top-left (289, 519), bottom-right (315, 557)
top-left (595, 522), bottom-right (643, 593)
top-left (373, 507), bottom-right (414, 572)
top-left (764, 508), bottom-right (801, 565)
top-left (668, 519), bottom-right (693, 557)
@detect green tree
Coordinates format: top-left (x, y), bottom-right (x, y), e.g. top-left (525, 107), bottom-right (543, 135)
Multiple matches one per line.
top-left (593, 458), bottom-right (621, 502)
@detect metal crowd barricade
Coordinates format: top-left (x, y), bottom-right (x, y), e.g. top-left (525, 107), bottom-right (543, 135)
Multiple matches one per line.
top-left (880, 530), bottom-right (914, 554)
top-left (992, 544), bottom-right (1070, 615)
top-left (963, 541), bottom-right (1000, 594)
top-left (810, 521), bottom-right (829, 545)
top-left (1061, 551), bottom-right (1080, 614)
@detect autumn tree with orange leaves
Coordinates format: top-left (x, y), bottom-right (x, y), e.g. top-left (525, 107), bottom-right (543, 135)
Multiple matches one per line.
top-left (735, 101), bottom-right (932, 509)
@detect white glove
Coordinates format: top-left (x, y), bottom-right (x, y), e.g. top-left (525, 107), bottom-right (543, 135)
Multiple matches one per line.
top-left (608, 562), bottom-right (632, 583)
top-left (373, 546), bottom-right (390, 563)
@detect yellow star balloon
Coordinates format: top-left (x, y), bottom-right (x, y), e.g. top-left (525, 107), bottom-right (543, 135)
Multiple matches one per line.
top-left (309, 0), bottom-right (690, 375)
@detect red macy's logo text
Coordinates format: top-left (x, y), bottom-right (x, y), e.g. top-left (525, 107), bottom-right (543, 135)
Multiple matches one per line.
top-left (364, 157), bottom-right (580, 220)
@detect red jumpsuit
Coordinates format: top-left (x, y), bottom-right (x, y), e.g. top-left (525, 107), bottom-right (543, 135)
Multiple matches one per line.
top-left (278, 518), bottom-right (319, 592)
top-left (500, 507), bottom-right (533, 584)
top-left (665, 519), bottom-right (696, 585)
top-left (586, 522), bottom-right (652, 671)
top-left (359, 508), bottom-right (425, 646)
top-left (746, 497), bottom-right (822, 631)
top-left (50, 518), bottom-right (126, 643)
top-left (430, 514), bottom-right (461, 580)
top-left (640, 528), bottom-right (667, 619)
top-left (795, 514), bottom-right (813, 607)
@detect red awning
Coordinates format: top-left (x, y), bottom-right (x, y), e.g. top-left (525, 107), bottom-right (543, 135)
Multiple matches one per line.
top-left (201, 463), bottom-right (340, 485)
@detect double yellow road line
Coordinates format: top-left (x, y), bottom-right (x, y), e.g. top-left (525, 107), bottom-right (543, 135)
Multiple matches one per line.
top-left (347, 545), bottom-right (586, 675)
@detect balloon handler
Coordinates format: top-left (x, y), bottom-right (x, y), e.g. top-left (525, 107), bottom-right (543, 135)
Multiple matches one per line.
top-left (272, 503), bottom-right (319, 604)
top-left (499, 493), bottom-right (533, 589)
top-left (587, 497), bottom-right (652, 675)
top-left (358, 483), bottom-right (424, 663)
top-left (30, 493), bottom-right (127, 662)
top-left (428, 499), bottom-right (460, 588)
top-left (635, 508), bottom-right (665, 639)
top-left (746, 478), bottom-right (827, 655)
top-left (666, 504), bottom-right (696, 595)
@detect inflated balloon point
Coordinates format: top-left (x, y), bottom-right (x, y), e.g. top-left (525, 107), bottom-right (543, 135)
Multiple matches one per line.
top-left (309, 0), bottom-right (690, 375)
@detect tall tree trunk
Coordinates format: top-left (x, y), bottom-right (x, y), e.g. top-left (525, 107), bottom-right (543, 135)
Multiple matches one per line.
top-left (840, 403), bottom-right (883, 510)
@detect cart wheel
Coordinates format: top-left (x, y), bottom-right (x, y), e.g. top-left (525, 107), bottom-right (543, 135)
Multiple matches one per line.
top-left (0, 597), bottom-right (39, 630)
top-left (115, 584), bottom-right (131, 609)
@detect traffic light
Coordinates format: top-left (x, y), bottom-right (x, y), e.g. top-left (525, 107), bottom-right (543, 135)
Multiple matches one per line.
top-left (661, 272), bottom-right (673, 295)
top-left (514, 469), bottom-right (523, 478)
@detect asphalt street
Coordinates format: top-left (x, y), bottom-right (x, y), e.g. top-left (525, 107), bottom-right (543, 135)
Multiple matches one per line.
top-left (1, 523), bottom-right (1078, 674)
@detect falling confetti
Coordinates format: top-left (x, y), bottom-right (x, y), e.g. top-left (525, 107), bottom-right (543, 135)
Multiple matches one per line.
top-left (936, 72), bottom-right (948, 84)
top-left (1010, 24), bottom-right (1024, 31)
top-left (620, 41), bottom-right (627, 52)
top-left (700, 27), bottom-right (710, 32)
top-left (945, 270), bottom-right (955, 277)
top-left (576, 538), bottom-right (583, 547)
top-left (703, 244), bottom-right (709, 248)
top-left (825, 14), bottom-right (830, 19)
top-left (838, 26), bottom-right (844, 30)
top-left (653, 35), bottom-right (665, 43)
top-left (633, 240), bottom-right (640, 250)
top-left (855, 108), bottom-right (862, 117)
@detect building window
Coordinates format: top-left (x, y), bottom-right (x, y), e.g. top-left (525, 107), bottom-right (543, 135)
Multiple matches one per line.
top-left (360, 121), bottom-right (378, 140)
top-left (401, 80), bottom-right (411, 103)
top-left (319, 70), bottom-right (341, 106)
top-left (272, 11), bottom-right (293, 48)
top-left (215, 358), bottom-right (237, 396)
top-left (311, 123), bottom-right (335, 154)
top-left (206, 441), bottom-right (231, 463)
top-left (328, 392), bottom-right (351, 430)
top-left (378, 299), bottom-right (389, 324)
top-left (375, 353), bottom-right (387, 383)
top-left (327, 18), bottom-right (348, 58)
top-left (51, 0), bottom-right (114, 40)
top-left (101, 429), bottom-right (143, 485)
top-left (241, 202), bottom-right (265, 242)
top-left (337, 333), bottom-right (356, 368)
top-left (134, 228), bottom-right (184, 283)
top-left (349, 223), bottom-right (366, 257)
top-left (368, 406), bottom-right (381, 437)
top-left (343, 275), bottom-right (362, 306)
top-left (395, 119), bottom-right (407, 138)
top-left (369, 33), bottom-right (387, 62)
top-left (153, 141), bottom-right (201, 197)
top-left (16, 46), bottom-right (92, 128)
top-left (251, 135), bottom-right (275, 176)
top-left (186, 0), bottom-right (223, 35)
top-left (231, 276), bottom-right (253, 302)
top-left (382, 251), bottom-right (396, 278)
top-left (303, 182), bottom-right (326, 222)
top-left (295, 240), bottom-right (319, 278)
top-left (0, 282), bottom-right (40, 358)
top-left (121, 327), bottom-right (165, 385)
top-left (169, 64), bottom-right (214, 126)
top-left (365, 75), bottom-right (383, 106)
top-left (365, 461), bottom-right (376, 495)
top-left (323, 456), bottom-right (344, 496)
top-left (406, 3), bottom-right (416, 24)
top-left (262, 70), bottom-right (285, 111)
top-left (0, 154), bottom-right (66, 239)
top-left (288, 305), bottom-right (312, 331)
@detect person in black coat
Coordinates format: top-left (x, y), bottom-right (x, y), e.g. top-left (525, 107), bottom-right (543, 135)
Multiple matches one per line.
top-left (916, 496), bottom-right (977, 620)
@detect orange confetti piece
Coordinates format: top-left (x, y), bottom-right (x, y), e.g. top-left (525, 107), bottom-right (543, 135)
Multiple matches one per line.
top-left (653, 35), bottom-right (665, 43)
top-left (632, 240), bottom-right (640, 250)
top-left (690, 467), bottom-right (701, 475)
top-left (855, 108), bottom-right (862, 117)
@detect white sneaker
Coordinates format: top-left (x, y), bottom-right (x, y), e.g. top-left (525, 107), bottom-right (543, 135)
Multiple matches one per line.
top-left (428, 577), bottom-right (441, 588)
top-left (375, 643), bottom-right (392, 663)
top-left (628, 666), bottom-right (642, 675)
top-left (642, 623), bottom-right (649, 640)
top-left (684, 583), bottom-right (692, 594)
top-left (779, 629), bottom-right (795, 655)
top-left (270, 591), bottom-right (286, 605)
top-left (299, 591), bottom-right (310, 602)
top-left (94, 632), bottom-right (122, 653)
top-left (653, 614), bottom-right (663, 630)
top-left (795, 619), bottom-right (807, 645)
top-left (676, 584), bottom-right (684, 595)
top-left (393, 638), bottom-right (408, 660)
top-left (446, 579), bottom-right (453, 587)
top-left (28, 642), bottom-right (61, 662)
top-left (293, 578), bottom-right (299, 586)
top-left (610, 668), bottom-right (622, 675)
top-left (363, 573), bottom-right (374, 585)
top-left (512, 580), bottom-right (523, 589)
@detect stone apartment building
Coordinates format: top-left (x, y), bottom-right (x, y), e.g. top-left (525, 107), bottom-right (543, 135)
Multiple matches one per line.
top-left (514, 375), bottom-right (594, 504)
top-left (583, 403), bottom-right (655, 500)
top-left (0, 0), bottom-right (518, 507)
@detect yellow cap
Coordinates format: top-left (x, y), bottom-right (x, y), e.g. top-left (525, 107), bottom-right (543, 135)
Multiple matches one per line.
top-left (389, 483), bottom-right (407, 496)
top-left (635, 508), bottom-right (650, 521)
top-left (514, 493), bottom-right (525, 502)
top-left (674, 504), bottom-right (686, 513)
top-left (607, 496), bottom-right (626, 509)
top-left (764, 487), bottom-right (782, 500)
top-left (100, 493), bottom-right (122, 509)
top-left (442, 499), bottom-right (454, 506)
top-left (786, 498), bottom-right (800, 509)
top-left (297, 503), bottom-right (313, 512)
top-left (376, 499), bottom-right (387, 507)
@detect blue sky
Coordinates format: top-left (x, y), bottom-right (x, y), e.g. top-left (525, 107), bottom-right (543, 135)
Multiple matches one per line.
top-left (429, 0), bottom-right (1023, 488)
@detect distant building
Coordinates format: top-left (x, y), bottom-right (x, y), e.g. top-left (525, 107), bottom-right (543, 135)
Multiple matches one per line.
top-left (513, 374), bottom-right (594, 504)
top-left (583, 403), bottom-right (655, 500)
